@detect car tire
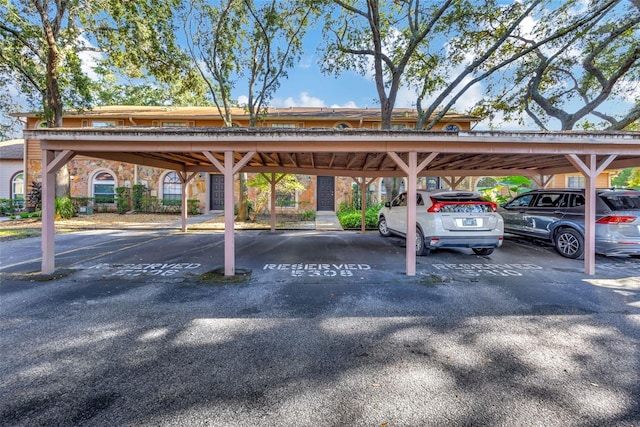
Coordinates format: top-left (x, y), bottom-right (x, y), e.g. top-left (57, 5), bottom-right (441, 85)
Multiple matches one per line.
top-left (416, 227), bottom-right (430, 256)
top-left (378, 216), bottom-right (392, 237)
top-left (472, 248), bottom-right (494, 256)
top-left (554, 228), bottom-right (584, 259)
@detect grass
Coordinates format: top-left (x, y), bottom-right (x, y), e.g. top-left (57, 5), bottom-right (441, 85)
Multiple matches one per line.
top-left (0, 229), bottom-right (40, 241)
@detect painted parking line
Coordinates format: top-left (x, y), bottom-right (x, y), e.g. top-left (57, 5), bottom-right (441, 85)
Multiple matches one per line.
top-left (0, 235), bottom-right (166, 272)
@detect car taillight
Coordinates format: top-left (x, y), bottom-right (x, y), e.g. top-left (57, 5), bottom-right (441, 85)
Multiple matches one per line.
top-left (428, 198), bottom-right (497, 213)
top-left (596, 216), bottom-right (637, 224)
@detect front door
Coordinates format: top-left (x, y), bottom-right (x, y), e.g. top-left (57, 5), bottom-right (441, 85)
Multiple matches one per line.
top-left (209, 174), bottom-right (225, 210)
top-left (317, 176), bottom-right (335, 211)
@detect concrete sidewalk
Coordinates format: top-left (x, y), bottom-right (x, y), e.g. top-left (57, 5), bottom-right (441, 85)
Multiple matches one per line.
top-left (314, 211), bottom-right (344, 231)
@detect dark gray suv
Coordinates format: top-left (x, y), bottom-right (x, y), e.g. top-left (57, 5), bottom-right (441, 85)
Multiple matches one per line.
top-left (499, 188), bottom-right (640, 258)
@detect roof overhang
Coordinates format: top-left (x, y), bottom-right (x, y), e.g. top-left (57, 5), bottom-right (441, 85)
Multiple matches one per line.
top-left (24, 127), bottom-right (640, 178)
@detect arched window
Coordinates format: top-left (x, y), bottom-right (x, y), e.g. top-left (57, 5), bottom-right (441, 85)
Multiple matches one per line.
top-left (11, 172), bottom-right (24, 201)
top-left (93, 171), bottom-right (115, 203)
top-left (163, 172), bottom-right (182, 201)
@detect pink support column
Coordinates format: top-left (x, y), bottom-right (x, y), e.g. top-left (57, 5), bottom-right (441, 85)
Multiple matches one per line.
top-left (178, 171), bottom-right (197, 232)
top-left (270, 174), bottom-right (277, 232)
top-left (566, 154), bottom-right (616, 275)
top-left (224, 151), bottom-right (235, 276)
top-left (41, 150), bottom-right (56, 274)
top-left (584, 156), bottom-right (597, 276)
top-left (405, 152), bottom-right (418, 276)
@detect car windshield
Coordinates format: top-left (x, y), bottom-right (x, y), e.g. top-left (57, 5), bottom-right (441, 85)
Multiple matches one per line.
top-left (600, 193), bottom-right (640, 210)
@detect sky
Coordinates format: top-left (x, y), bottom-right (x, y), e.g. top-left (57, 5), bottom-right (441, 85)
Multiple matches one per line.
top-left (4, 1), bottom-right (638, 136)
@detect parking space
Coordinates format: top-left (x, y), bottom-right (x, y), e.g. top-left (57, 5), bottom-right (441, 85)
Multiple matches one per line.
top-left (1, 229), bottom-right (637, 290)
top-left (1, 229), bottom-right (639, 426)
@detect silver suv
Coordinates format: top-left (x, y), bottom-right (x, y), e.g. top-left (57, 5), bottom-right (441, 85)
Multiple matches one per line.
top-left (499, 188), bottom-right (640, 258)
top-left (378, 190), bottom-right (504, 255)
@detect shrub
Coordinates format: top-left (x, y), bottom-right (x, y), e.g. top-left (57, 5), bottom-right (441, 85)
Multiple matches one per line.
top-left (337, 202), bottom-right (384, 229)
top-left (300, 210), bottom-right (315, 221)
top-left (116, 187), bottom-right (131, 214)
top-left (188, 199), bottom-right (200, 215)
top-left (55, 197), bottom-right (75, 219)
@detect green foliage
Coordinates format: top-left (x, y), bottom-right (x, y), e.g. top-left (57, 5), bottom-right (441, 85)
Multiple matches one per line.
top-left (115, 187), bottom-right (131, 214)
top-left (132, 184), bottom-right (147, 212)
top-left (337, 202), bottom-right (384, 229)
top-left (612, 168), bottom-right (640, 189)
top-left (0, 198), bottom-right (17, 214)
top-left (188, 199), bottom-right (200, 215)
top-left (479, 176), bottom-right (533, 205)
top-left (300, 210), bottom-right (315, 221)
top-left (27, 182), bottom-right (42, 210)
top-left (246, 173), bottom-right (305, 214)
top-left (55, 197), bottom-right (75, 220)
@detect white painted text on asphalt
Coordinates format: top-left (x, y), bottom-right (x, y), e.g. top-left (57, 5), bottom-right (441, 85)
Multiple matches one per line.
top-left (88, 262), bottom-right (201, 277)
top-left (430, 263), bottom-right (543, 277)
top-left (263, 263), bottom-right (371, 277)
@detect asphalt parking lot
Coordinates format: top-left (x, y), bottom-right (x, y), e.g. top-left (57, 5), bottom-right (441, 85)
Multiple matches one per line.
top-left (1, 229), bottom-right (639, 426)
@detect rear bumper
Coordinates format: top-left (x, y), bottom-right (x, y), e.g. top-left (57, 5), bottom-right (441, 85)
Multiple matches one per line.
top-left (425, 235), bottom-right (504, 249)
top-left (596, 240), bottom-right (640, 256)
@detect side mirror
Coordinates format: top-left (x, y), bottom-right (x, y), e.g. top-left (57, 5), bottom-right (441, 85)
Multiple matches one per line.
top-left (384, 201), bottom-right (391, 208)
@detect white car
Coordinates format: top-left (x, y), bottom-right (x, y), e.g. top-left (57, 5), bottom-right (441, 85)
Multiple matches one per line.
top-left (378, 190), bottom-right (504, 255)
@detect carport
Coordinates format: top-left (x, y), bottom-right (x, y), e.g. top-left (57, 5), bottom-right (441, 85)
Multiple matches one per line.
top-left (24, 128), bottom-right (640, 276)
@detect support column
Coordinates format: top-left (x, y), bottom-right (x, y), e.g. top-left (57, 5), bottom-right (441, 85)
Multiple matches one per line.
top-left (566, 154), bottom-right (616, 275)
top-left (224, 151), bottom-right (235, 276)
top-left (406, 152), bottom-right (418, 276)
top-left (355, 177), bottom-right (376, 233)
top-left (178, 171), bottom-right (198, 232)
top-left (388, 152), bottom-right (439, 276)
top-left (261, 173), bottom-right (286, 232)
top-left (203, 150), bottom-right (255, 276)
top-left (442, 176), bottom-right (465, 190)
top-left (41, 150), bottom-right (56, 274)
top-left (41, 149), bottom-right (75, 274)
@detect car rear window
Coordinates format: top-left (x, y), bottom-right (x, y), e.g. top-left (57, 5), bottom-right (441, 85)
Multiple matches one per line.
top-left (430, 196), bottom-right (495, 213)
top-left (600, 193), bottom-right (640, 210)
top-left (435, 203), bottom-right (495, 213)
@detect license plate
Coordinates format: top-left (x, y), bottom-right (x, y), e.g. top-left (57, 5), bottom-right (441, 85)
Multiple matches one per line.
top-left (463, 218), bottom-right (477, 226)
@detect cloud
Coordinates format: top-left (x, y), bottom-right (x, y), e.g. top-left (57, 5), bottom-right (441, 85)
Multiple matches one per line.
top-left (76, 35), bottom-right (102, 80)
top-left (267, 92), bottom-right (360, 109)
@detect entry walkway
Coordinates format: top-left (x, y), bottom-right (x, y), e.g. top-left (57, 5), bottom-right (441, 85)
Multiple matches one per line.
top-left (315, 211), bottom-right (344, 231)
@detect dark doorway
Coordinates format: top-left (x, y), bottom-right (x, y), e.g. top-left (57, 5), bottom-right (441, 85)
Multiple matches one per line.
top-left (210, 174), bottom-right (224, 210)
top-left (317, 176), bottom-right (335, 211)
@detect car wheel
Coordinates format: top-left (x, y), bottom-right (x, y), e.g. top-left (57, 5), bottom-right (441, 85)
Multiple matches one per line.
top-left (554, 228), bottom-right (584, 259)
top-left (416, 227), bottom-right (430, 256)
top-left (472, 248), bottom-right (494, 256)
top-left (378, 216), bottom-right (392, 237)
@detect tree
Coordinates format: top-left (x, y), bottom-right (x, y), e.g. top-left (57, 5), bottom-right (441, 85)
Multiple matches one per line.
top-left (612, 168), bottom-right (640, 189)
top-left (320, 0), bottom-right (613, 200)
top-left (183, 0), bottom-right (317, 218)
top-left (0, 0), bottom-right (196, 128)
top-left (475, 0), bottom-right (639, 130)
top-left (1, 0), bottom-right (92, 127)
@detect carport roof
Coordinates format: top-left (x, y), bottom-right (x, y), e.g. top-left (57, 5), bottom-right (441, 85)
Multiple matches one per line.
top-left (24, 127), bottom-right (640, 177)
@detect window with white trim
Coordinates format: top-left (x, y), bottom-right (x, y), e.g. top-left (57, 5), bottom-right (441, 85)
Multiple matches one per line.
top-left (12, 172), bottom-right (24, 203)
top-left (92, 121), bottom-right (116, 127)
top-left (271, 123), bottom-right (297, 128)
top-left (93, 171), bottom-right (115, 203)
top-left (163, 172), bottom-right (182, 201)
